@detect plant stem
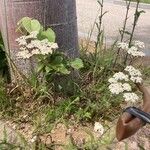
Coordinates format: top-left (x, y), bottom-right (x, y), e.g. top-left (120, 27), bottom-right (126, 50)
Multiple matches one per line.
top-left (95, 0), bottom-right (104, 51)
top-left (124, 0), bottom-right (140, 65)
top-left (113, 0), bottom-right (131, 68)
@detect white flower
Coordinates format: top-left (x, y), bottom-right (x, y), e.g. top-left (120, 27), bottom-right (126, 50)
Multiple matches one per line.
top-left (125, 66), bottom-right (142, 77)
top-left (117, 42), bottom-right (128, 50)
top-left (17, 50), bottom-right (32, 59)
top-left (133, 40), bottom-right (145, 49)
top-left (127, 46), bottom-right (145, 57)
top-left (94, 122), bottom-right (104, 136)
top-left (122, 83), bottom-right (132, 91)
top-left (113, 72), bottom-right (129, 81)
top-left (16, 32), bottom-right (58, 59)
top-left (108, 77), bottom-right (117, 83)
top-left (130, 76), bottom-right (143, 83)
top-left (32, 49), bottom-right (40, 55)
top-left (124, 66), bottom-right (143, 83)
top-left (123, 93), bottom-right (139, 103)
top-left (109, 82), bottom-right (124, 94)
top-left (16, 36), bottom-right (27, 46)
top-left (30, 136), bottom-right (37, 143)
top-left (50, 43), bottom-right (59, 49)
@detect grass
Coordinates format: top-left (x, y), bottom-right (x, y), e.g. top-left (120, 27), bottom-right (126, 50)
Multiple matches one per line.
top-left (0, 0), bottom-right (149, 149)
top-left (0, 39), bottom-right (148, 149)
top-left (128, 0), bottom-right (150, 4)
top-left (0, 38), bottom-right (123, 149)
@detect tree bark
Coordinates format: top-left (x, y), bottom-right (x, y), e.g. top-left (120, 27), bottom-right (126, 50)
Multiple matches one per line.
top-left (0, 0), bottom-right (79, 77)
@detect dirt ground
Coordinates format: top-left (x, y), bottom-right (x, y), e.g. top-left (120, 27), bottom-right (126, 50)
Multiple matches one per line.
top-left (1, 119), bottom-right (149, 150)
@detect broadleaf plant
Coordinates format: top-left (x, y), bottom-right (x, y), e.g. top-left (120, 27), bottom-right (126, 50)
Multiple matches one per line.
top-left (16, 17), bottom-right (84, 83)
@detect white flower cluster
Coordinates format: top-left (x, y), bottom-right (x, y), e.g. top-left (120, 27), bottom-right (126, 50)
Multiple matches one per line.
top-left (123, 92), bottom-right (139, 103)
top-left (30, 136), bottom-right (37, 143)
top-left (108, 72), bottom-right (131, 95)
top-left (16, 31), bottom-right (58, 59)
top-left (128, 46), bottom-right (145, 57)
top-left (125, 66), bottom-right (142, 83)
top-left (94, 122), bottom-right (104, 137)
top-left (117, 40), bottom-right (145, 57)
top-left (108, 66), bottom-right (142, 103)
top-left (133, 40), bottom-right (145, 49)
top-left (112, 72), bottom-right (129, 82)
top-left (117, 42), bottom-right (128, 50)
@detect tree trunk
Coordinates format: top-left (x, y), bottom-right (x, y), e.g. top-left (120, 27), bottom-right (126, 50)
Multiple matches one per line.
top-left (0, 0), bottom-right (79, 78)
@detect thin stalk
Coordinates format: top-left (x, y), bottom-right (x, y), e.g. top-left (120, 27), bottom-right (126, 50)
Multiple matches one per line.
top-left (124, 0), bottom-right (140, 65)
top-left (85, 7), bottom-right (101, 52)
top-left (121, 0), bottom-right (131, 42)
top-left (113, 0), bottom-right (131, 68)
top-left (95, 0), bottom-right (104, 51)
top-left (93, 0), bottom-right (106, 80)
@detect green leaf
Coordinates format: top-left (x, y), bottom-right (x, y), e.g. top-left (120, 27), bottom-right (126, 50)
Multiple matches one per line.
top-left (31, 19), bottom-right (41, 32)
top-left (17, 17), bottom-right (41, 33)
top-left (17, 17), bottom-right (31, 26)
top-left (84, 112), bottom-right (91, 119)
top-left (37, 63), bottom-right (45, 73)
top-left (58, 64), bottom-right (70, 74)
top-left (53, 64), bottom-right (70, 74)
top-left (18, 17), bottom-right (32, 33)
top-left (45, 66), bottom-right (52, 74)
top-left (40, 28), bottom-right (56, 42)
top-left (70, 58), bottom-right (84, 70)
top-left (53, 56), bottom-right (63, 64)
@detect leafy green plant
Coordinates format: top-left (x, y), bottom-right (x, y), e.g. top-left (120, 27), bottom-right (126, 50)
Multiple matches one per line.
top-left (16, 17), bottom-right (84, 95)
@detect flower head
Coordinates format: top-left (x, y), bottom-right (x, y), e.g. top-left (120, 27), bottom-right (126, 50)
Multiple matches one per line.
top-left (108, 78), bottom-right (117, 83)
top-left (113, 72), bottom-right (129, 81)
top-left (108, 82), bottom-right (124, 94)
top-left (123, 93), bottom-right (139, 103)
top-left (117, 42), bottom-right (129, 50)
top-left (124, 66), bottom-right (142, 83)
top-left (128, 46), bottom-right (145, 57)
top-left (125, 66), bottom-right (142, 77)
top-left (133, 40), bottom-right (145, 49)
top-left (16, 32), bottom-right (58, 59)
top-left (122, 83), bottom-right (132, 92)
top-left (94, 122), bottom-right (104, 136)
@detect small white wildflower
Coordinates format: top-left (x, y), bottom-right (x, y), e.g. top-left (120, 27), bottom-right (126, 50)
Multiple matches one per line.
top-left (123, 93), bottom-right (139, 103)
top-left (50, 43), bottom-right (59, 49)
top-left (12, 124), bottom-right (17, 130)
top-left (133, 40), bottom-right (145, 49)
top-left (26, 43), bottom-right (35, 49)
top-left (127, 46), bottom-right (145, 57)
top-left (29, 40), bottom-right (41, 48)
top-left (122, 83), bottom-right (132, 91)
top-left (30, 136), bottom-right (37, 143)
top-left (113, 72), bottom-right (129, 81)
top-left (108, 77), bottom-right (117, 83)
top-left (40, 47), bottom-right (53, 55)
top-left (117, 42), bottom-right (129, 50)
top-left (109, 82), bottom-right (124, 94)
top-left (128, 51), bottom-right (145, 57)
top-left (17, 50), bottom-right (32, 59)
top-left (125, 66), bottom-right (142, 77)
top-left (16, 32), bottom-right (58, 59)
top-left (130, 76), bottom-right (143, 83)
top-left (16, 36), bottom-right (27, 46)
top-left (32, 49), bottom-right (40, 55)
top-left (128, 46), bottom-right (138, 52)
top-left (94, 122), bottom-right (104, 136)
